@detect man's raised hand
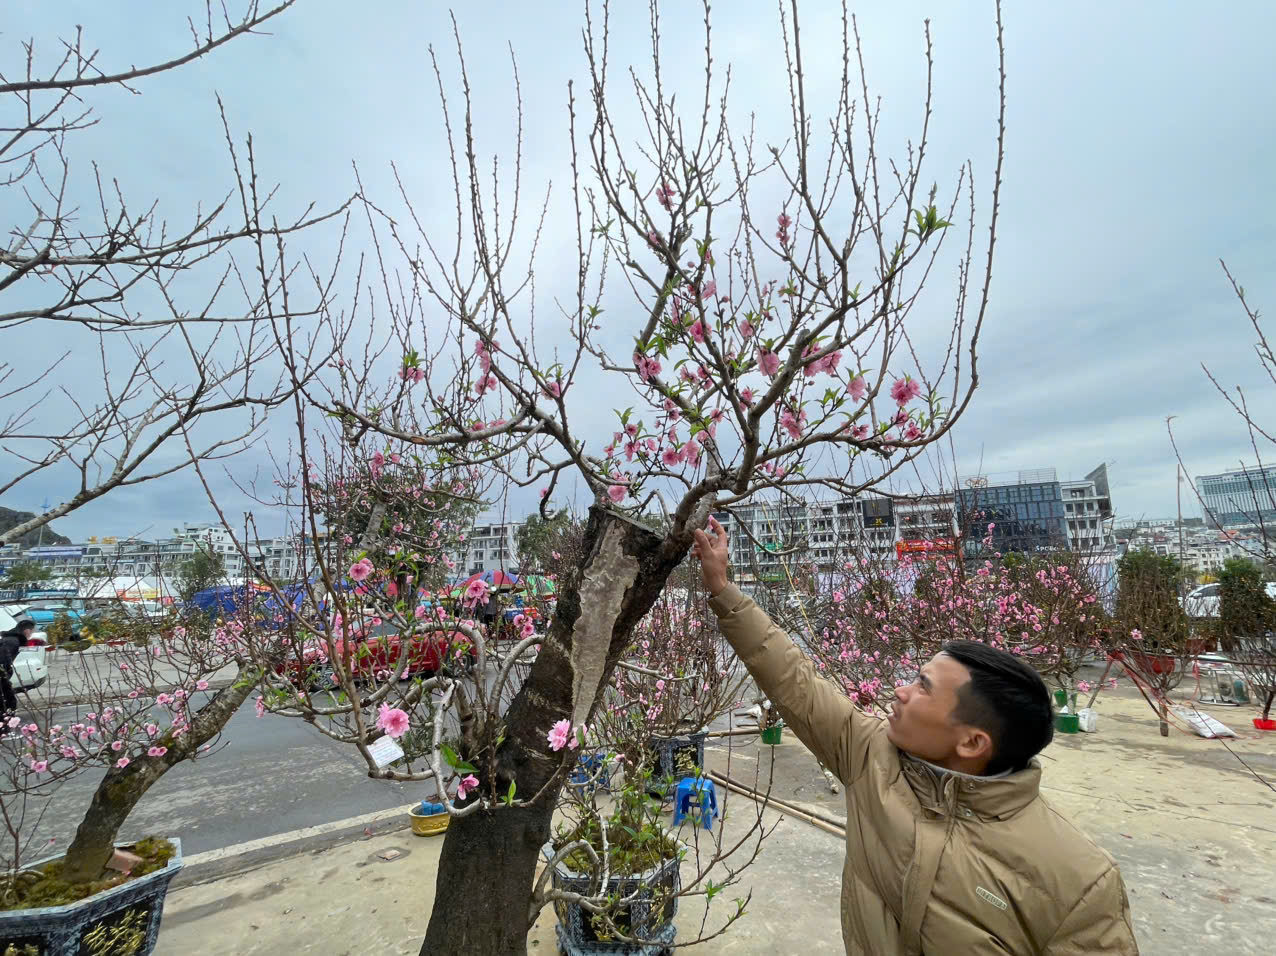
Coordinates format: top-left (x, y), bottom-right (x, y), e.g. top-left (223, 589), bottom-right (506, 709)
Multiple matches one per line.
top-left (692, 516), bottom-right (730, 596)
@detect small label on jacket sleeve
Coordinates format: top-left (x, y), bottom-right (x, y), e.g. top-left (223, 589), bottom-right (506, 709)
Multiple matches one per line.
top-left (976, 886), bottom-right (1008, 911)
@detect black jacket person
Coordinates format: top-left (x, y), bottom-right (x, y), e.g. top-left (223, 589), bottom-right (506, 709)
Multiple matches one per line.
top-left (0, 619), bottom-right (34, 720)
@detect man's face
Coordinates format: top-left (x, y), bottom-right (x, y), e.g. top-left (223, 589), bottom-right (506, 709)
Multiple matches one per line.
top-left (885, 652), bottom-right (974, 764)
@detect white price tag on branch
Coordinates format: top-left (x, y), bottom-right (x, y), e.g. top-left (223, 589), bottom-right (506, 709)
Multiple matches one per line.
top-left (367, 735), bottom-right (406, 768)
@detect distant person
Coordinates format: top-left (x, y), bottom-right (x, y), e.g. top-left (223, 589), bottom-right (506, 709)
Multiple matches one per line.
top-left (482, 592), bottom-right (501, 630)
top-left (692, 517), bottom-right (1138, 954)
top-left (0, 618), bottom-right (35, 734)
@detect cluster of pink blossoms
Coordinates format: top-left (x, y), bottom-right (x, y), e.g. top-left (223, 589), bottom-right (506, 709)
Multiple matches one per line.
top-left (11, 678), bottom-right (211, 777)
top-left (547, 718), bottom-right (583, 752)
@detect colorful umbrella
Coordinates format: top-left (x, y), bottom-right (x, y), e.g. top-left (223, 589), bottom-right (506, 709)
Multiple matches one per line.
top-left (457, 569), bottom-right (521, 592)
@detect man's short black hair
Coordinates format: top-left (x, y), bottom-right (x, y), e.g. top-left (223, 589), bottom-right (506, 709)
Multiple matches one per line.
top-left (941, 640), bottom-right (1053, 775)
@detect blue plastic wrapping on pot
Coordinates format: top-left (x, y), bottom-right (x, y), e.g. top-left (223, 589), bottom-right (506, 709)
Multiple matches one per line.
top-left (419, 801), bottom-right (445, 815)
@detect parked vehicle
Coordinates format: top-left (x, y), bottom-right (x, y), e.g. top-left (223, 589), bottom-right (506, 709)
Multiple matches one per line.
top-left (1182, 583), bottom-right (1222, 618)
top-left (1183, 581), bottom-right (1276, 619)
top-left (121, 600), bottom-right (167, 619)
top-left (275, 621), bottom-right (477, 689)
top-left (1, 607), bottom-right (48, 691)
top-left (3, 603), bottom-right (84, 637)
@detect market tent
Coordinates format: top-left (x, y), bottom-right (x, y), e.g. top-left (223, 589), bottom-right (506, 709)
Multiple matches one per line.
top-left (188, 581), bottom-right (274, 620)
top-left (103, 577), bottom-right (166, 601)
top-left (517, 575), bottom-right (556, 597)
top-left (454, 569), bottom-right (521, 593)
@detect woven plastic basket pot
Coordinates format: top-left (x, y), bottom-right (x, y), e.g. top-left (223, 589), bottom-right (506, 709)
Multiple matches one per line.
top-left (541, 839), bottom-right (682, 955)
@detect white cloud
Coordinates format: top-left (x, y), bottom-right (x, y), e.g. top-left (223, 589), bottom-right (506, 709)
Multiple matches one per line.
top-left (5, 0), bottom-right (1274, 540)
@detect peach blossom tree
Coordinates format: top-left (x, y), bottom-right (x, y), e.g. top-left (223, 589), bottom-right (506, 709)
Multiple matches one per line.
top-left (228, 2), bottom-right (1009, 952)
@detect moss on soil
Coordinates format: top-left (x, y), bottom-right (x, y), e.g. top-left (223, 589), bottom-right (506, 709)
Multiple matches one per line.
top-left (0, 837), bottom-right (175, 911)
top-left (558, 815), bottom-right (679, 877)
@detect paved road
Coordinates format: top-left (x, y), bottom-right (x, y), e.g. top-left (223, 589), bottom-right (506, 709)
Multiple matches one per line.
top-left (11, 654), bottom-right (740, 859)
top-left (14, 696), bottom-right (432, 857)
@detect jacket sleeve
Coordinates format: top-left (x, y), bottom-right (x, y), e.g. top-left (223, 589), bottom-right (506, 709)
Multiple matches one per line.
top-left (1042, 864), bottom-right (1139, 955)
top-left (708, 583), bottom-right (873, 785)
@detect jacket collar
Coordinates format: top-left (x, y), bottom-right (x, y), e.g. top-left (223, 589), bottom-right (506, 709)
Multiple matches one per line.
top-left (898, 751), bottom-right (1042, 820)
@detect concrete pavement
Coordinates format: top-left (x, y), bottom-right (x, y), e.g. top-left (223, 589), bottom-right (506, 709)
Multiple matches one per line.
top-left (157, 795), bottom-right (846, 955)
top-left (152, 681), bottom-right (1276, 955)
top-left (25, 646), bottom-right (239, 707)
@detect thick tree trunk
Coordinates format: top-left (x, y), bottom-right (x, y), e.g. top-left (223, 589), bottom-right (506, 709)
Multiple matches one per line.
top-left (421, 507), bottom-right (690, 956)
top-left (61, 754), bottom-right (172, 883)
top-left (421, 805), bottom-right (553, 955)
top-left (61, 664), bottom-right (260, 883)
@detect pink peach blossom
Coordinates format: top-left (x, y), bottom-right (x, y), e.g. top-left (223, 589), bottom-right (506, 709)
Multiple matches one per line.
top-left (376, 704), bottom-right (410, 739)
top-left (890, 377), bottom-right (922, 405)
top-left (464, 579), bottom-right (490, 608)
top-left (779, 407), bottom-right (808, 441)
top-left (456, 773), bottom-right (480, 800)
top-left (547, 718), bottom-right (572, 751)
top-left (756, 348), bottom-right (781, 377)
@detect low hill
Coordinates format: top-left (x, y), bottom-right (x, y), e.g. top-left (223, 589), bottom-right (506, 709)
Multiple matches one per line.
top-left (0, 507), bottom-right (71, 548)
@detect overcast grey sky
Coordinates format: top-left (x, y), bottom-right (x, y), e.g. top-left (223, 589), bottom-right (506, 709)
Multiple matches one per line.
top-left (5, 0), bottom-right (1274, 541)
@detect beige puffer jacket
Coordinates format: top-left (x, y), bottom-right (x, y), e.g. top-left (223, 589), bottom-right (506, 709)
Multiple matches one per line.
top-left (709, 583), bottom-right (1139, 955)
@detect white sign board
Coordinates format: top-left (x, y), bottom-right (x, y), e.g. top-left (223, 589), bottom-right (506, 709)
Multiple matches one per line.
top-left (367, 735), bottom-right (406, 768)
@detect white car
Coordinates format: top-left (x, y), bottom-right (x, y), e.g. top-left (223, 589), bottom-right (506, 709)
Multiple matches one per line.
top-left (1, 606), bottom-right (48, 691)
top-left (1182, 581), bottom-right (1276, 619)
top-left (1182, 583), bottom-right (1222, 618)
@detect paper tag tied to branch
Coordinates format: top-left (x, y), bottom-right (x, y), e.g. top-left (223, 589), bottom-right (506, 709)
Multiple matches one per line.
top-left (367, 735), bottom-right (406, 768)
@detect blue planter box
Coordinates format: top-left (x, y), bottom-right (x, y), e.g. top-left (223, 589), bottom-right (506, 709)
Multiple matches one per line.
top-left (568, 752), bottom-right (613, 795)
top-left (541, 841), bottom-right (680, 955)
top-left (0, 839), bottom-right (182, 956)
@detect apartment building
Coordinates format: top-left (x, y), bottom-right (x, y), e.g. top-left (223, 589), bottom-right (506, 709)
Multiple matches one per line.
top-left (1061, 464), bottom-right (1116, 552)
top-left (0, 523), bottom-right (303, 586)
top-left (451, 518), bottom-right (522, 574)
top-left (1197, 465), bottom-right (1276, 528)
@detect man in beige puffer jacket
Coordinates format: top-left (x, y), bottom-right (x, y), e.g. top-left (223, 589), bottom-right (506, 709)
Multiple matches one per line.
top-left (693, 517), bottom-right (1139, 955)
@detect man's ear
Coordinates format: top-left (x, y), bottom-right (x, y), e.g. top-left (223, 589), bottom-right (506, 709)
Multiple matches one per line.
top-left (955, 726), bottom-right (993, 764)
